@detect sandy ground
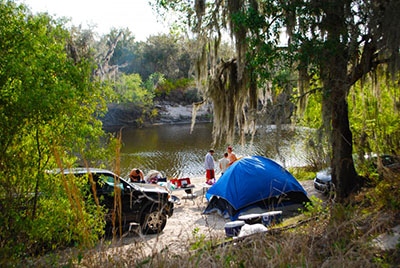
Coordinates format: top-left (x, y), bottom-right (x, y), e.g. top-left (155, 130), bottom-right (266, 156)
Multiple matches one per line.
top-left (105, 176), bottom-right (323, 257)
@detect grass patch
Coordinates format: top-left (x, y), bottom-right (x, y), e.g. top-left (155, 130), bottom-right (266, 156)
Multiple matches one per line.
top-left (288, 166), bottom-right (317, 181)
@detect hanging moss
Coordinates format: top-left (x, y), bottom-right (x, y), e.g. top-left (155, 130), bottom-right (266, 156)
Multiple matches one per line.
top-left (190, 0), bottom-right (259, 146)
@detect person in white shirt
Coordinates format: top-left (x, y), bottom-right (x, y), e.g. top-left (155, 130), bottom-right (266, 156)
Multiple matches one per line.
top-left (204, 149), bottom-right (215, 184)
top-left (219, 152), bottom-right (229, 176)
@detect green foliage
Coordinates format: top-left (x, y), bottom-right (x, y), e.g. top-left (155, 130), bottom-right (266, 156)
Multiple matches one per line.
top-left (287, 167), bottom-right (315, 181)
top-left (156, 79), bottom-right (173, 96)
top-left (140, 34), bottom-right (193, 80)
top-left (144, 72), bottom-right (165, 96)
top-left (190, 227), bottom-right (207, 250)
top-left (302, 196), bottom-right (328, 217)
top-left (110, 72), bottom-right (161, 126)
top-left (0, 1), bottom-right (115, 262)
top-left (155, 77), bottom-right (197, 104)
top-left (114, 73), bottom-right (154, 105)
top-left (350, 80), bottom-right (400, 158)
top-left (190, 227), bottom-right (218, 253)
top-left (30, 193), bottom-right (104, 251)
top-left (369, 172), bottom-right (400, 210)
top-left (297, 90), bottom-right (323, 129)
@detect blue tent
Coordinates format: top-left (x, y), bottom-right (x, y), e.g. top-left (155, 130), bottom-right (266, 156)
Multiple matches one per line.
top-left (204, 156), bottom-right (310, 219)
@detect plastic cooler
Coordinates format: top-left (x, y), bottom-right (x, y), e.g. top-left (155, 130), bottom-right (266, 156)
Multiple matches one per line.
top-left (179, 178), bottom-right (191, 187)
top-left (169, 179), bottom-right (181, 188)
top-left (170, 178), bottom-right (191, 188)
top-left (224, 220), bottom-right (245, 237)
top-left (261, 211), bottom-right (283, 226)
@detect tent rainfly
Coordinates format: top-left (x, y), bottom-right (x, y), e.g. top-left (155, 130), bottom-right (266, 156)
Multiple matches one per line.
top-left (203, 155), bottom-right (310, 220)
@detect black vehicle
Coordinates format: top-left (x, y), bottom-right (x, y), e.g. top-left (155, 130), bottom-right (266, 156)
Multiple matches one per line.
top-left (51, 168), bottom-right (174, 235)
top-left (368, 154), bottom-right (400, 173)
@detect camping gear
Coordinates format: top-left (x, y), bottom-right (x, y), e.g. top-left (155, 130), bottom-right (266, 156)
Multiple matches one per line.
top-left (169, 178), bottom-right (196, 202)
top-left (170, 178), bottom-right (193, 188)
top-left (180, 178), bottom-right (191, 188)
top-left (203, 156), bottom-right (310, 220)
top-left (224, 220), bottom-right (245, 237)
top-left (170, 178), bottom-right (181, 188)
top-left (261, 211), bottom-right (283, 226)
top-left (238, 223), bottom-right (268, 237)
top-left (238, 213), bottom-right (262, 224)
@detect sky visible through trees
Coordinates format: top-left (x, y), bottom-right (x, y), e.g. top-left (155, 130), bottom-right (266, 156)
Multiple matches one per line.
top-left (20, 0), bottom-right (169, 40)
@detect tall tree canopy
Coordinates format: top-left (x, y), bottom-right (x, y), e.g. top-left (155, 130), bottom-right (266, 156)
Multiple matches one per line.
top-left (155, 0), bottom-right (400, 200)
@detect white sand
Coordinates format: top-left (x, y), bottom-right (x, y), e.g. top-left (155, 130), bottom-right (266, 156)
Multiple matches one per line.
top-left (107, 177), bottom-right (321, 257)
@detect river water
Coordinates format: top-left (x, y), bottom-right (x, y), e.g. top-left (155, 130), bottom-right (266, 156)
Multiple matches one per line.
top-left (118, 123), bottom-right (311, 179)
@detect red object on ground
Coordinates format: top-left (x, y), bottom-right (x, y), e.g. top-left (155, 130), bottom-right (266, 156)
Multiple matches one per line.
top-left (179, 178), bottom-right (191, 187)
top-left (170, 178), bottom-right (181, 188)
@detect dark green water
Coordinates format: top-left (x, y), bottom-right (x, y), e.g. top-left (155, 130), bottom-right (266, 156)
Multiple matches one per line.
top-left (118, 123), bottom-right (310, 179)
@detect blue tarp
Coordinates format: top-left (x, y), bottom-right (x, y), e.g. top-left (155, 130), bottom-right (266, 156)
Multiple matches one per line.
top-left (204, 156), bottom-right (309, 219)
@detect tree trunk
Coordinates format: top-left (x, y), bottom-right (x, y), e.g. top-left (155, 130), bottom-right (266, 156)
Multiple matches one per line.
top-left (322, 0), bottom-right (359, 201)
top-left (330, 90), bottom-right (359, 200)
top-left (323, 67), bottom-right (359, 201)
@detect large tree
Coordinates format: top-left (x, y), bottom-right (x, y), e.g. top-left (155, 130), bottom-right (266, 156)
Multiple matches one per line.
top-left (154, 0), bottom-right (400, 200)
top-left (288, 0), bottom-right (400, 200)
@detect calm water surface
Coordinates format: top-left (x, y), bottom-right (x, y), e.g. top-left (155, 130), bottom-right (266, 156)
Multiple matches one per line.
top-left (118, 123), bottom-right (311, 179)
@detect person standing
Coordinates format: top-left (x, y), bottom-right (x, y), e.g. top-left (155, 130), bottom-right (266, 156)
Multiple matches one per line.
top-left (227, 146), bottom-right (237, 166)
top-left (219, 152), bottom-right (229, 176)
top-left (204, 149), bottom-right (215, 184)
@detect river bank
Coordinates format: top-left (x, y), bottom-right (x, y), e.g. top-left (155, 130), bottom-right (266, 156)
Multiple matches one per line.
top-left (102, 102), bottom-right (213, 132)
top-left (154, 103), bottom-right (212, 125)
